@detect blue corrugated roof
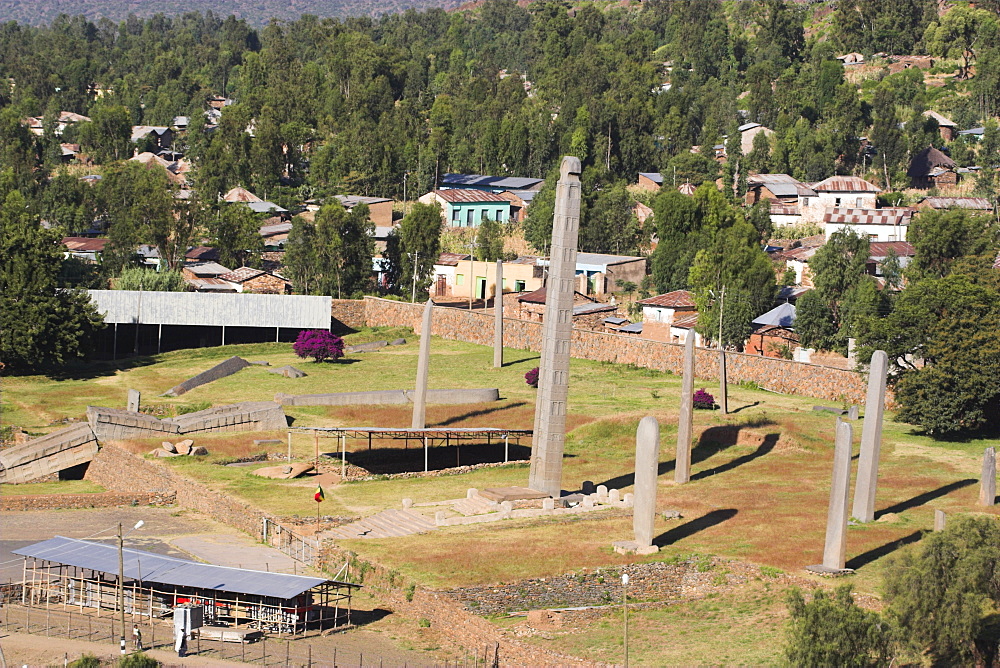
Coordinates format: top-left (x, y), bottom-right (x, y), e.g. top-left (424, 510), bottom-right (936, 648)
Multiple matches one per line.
top-left (14, 537), bottom-right (346, 600)
top-left (752, 303), bottom-right (796, 328)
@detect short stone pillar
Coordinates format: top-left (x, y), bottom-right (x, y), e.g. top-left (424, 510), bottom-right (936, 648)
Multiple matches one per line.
top-left (127, 389), bottom-right (141, 412)
top-left (852, 350), bottom-right (888, 523)
top-left (613, 416), bottom-right (660, 555)
top-left (467, 488), bottom-right (478, 499)
top-left (609, 489), bottom-right (621, 504)
top-left (596, 484), bottom-right (608, 499)
top-left (807, 418), bottom-right (853, 574)
top-left (500, 500), bottom-right (514, 515)
top-left (435, 511), bottom-right (446, 526)
top-left (542, 498), bottom-right (555, 512)
top-left (980, 447), bottom-right (997, 507)
top-left (582, 496), bottom-right (595, 510)
top-left (623, 493), bottom-right (634, 507)
top-left (675, 335), bottom-right (695, 483)
top-left (847, 405), bottom-right (859, 421)
top-left (934, 509), bottom-right (947, 532)
top-left (402, 498), bottom-right (413, 509)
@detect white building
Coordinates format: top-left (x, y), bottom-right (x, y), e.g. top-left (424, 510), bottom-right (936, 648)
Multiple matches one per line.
top-left (823, 207), bottom-right (912, 242)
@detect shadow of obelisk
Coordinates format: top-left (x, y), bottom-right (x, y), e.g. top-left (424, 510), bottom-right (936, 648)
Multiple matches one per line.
top-left (527, 156), bottom-right (582, 498)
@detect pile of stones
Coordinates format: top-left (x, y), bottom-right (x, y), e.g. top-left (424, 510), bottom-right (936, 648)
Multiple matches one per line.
top-left (149, 439), bottom-right (208, 458)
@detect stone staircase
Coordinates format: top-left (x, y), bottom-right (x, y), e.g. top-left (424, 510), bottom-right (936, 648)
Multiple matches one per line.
top-left (452, 495), bottom-right (499, 516)
top-left (322, 509), bottom-right (437, 540)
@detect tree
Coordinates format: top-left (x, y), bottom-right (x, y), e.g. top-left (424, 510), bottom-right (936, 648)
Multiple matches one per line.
top-left (884, 515), bottom-right (1000, 665)
top-left (664, 152), bottom-right (719, 188)
top-left (794, 289), bottom-right (838, 350)
top-left (397, 202), bottom-right (443, 300)
top-left (907, 209), bottom-right (993, 281)
top-left (211, 204), bottom-right (264, 269)
top-left (77, 105), bottom-right (132, 163)
top-left (0, 190), bottom-right (103, 372)
top-left (114, 267), bottom-right (186, 291)
top-left (293, 329), bottom-right (344, 363)
top-left (283, 216), bottom-right (319, 295)
top-left (784, 585), bottom-right (896, 667)
top-left (580, 182), bottom-right (645, 255)
top-left (924, 6), bottom-right (999, 79)
top-left (475, 215), bottom-right (504, 262)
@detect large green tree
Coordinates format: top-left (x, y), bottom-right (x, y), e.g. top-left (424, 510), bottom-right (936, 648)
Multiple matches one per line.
top-left (0, 190), bottom-right (103, 372)
top-left (211, 204), bottom-right (264, 269)
top-left (784, 585), bottom-right (896, 667)
top-left (392, 202), bottom-right (442, 300)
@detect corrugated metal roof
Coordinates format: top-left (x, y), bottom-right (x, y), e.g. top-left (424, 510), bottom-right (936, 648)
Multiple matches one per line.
top-left (430, 189), bottom-right (510, 203)
top-left (604, 317), bottom-right (628, 325)
top-left (811, 176), bottom-right (881, 193)
top-left (639, 172), bottom-right (663, 184)
top-left (638, 290), bottom-right (695, 308)
top-left (671, 313), bottom-right (699, 329)
top-left (436, 252), bottom-right (470, 266)
top-left (574, 252), bottom-right (645, 270)
top-left (824, 207), bottom-right (911, 226)
top-left (62, 237), bottom-right (108, 252)
top-left (573, 302), bottom-right (617, 316)
top-left (246, 201), bottom-right (288, 214)
top-left (440, 173), bottom-right (544, 190)
top-left (13, 537), bottom-right (345, 600)
top-left (748, 174), bottom-right (817, 198)
top-left (753, 303), bottom-right (796, 328)
top-left (618, 322), bottom-right (643, 333)
top-left (869, 241), bottom-right (915, 257)
top-left (185, 261), bottom-right (231, 277)
top-left (335, 195), bottom-right (393, 207)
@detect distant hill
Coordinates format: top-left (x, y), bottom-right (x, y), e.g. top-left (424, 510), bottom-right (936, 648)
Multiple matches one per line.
top-left (0, 0), bottom-right (466, 27)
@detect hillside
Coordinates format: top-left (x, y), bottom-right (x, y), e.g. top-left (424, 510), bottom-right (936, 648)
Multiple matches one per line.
top-left (0, 0), bottom-right (465, 27)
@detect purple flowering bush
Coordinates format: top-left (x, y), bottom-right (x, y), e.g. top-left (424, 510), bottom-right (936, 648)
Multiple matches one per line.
top-left (525, 367), bottom-right (539, 388)
top-left (293, 330), bottom-right (345, 363)
top-left (692, 388), bottom-right (716, 409)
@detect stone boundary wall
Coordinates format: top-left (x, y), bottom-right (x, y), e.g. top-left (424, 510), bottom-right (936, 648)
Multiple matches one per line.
top-left (330, 299), bottom-right (367, 332)
top-left (84, 443), bottom-right (279, 539)
top-left (0, 490), bottom-right (175, 511)
top-left (362, 297), bottom-right (880, 406)
top-left (317, 543), bottom-right (597, 667)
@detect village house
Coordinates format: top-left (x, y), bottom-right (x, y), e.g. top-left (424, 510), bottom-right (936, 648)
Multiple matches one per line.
top-left (432, 254), bottom-right (540, 300)
top-left (418, 189), bottom-right (512, 227)
top-left (746, 303), bottom-right (798, 358)
top-left (259, 219), bottom-right (293, 248)
top-left (218, 267), bottom-right (291, 294)
top-left (908, 146), bottom-right (957, 188)
top-left (22, 111), bottom-right (90, 136)
top-left (923, 111), bottom-right (959, 143)
top-left (823, 207), bottom-right (912, 242)
top-left (496, 190), bottom-right (538, 222)
top-left (538, 252), bottom-right (646, 296)
top-left (914, 196), bottom-right (994, 213)
top-left (809, 176), bottom-right (881, 213)
top-left (181, 261), bottom-right (233, 292)
top-left (636, 290), bottom-right (700, 343)
top-left (637, 172), bottom-right (663, 191)
top-left (737, 122), bottom-right (775, 155)
top-left (131, 126), bottom-right (174, 151)
top-left (61, 237), bottom-right (107, 263)
top-left (514, 288), bottom-right (617, 330)
top-left (334, 195), bottom-right (394, 227)
top-left (867, 241), bottom-right (915, 278)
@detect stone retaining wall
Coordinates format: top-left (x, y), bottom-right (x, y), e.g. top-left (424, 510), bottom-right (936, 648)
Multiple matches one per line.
top-left (317, 543), bottom-right (596, 667)
top-left (330, 299), bottom-right (367, 332)
top-left (84, 443), bottom-right (278, 539)
top-left (0, 491), bottom-right (175, 511)
top-left (363, 297), bottom-right (881, 406)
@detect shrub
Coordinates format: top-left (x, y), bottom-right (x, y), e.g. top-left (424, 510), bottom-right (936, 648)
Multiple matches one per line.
top-left (785, 585), bottom-right (895, 667)
top-left (525, 367), bottom-right (539, 388)
top-left (692, 388), bottom-right (716, 409)
top-left (119, 652), bottom-right (161, 668)
top-left (293, 329), bottom-right (344, 363)
top-left (68, 655), bottom-right (101, 668)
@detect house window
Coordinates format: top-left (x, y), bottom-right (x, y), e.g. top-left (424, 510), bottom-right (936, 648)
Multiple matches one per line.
top-left (868, 234), bottom-right (878, 241)
top-left (856, 197), bottom-right (863, 207)
top-left (514, 280), bottom-right (525, 292)
top-left (467, 209), bottom-right (475, 226)
top-left (456, 274), bottom-right (464, 286)
top-left (502, 278), bottom-right (508, 289)
top-left (835, 197), bottom-right (841, 206)
top-left (451, 208), bottom-right (459, 222)
top-left (801, 197), bottom-right (809, 207)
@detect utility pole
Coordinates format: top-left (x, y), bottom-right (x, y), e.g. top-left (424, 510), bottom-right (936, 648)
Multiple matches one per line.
top-left (718, 285), bottom-right (728, 415)
top-left (118, 523), bottom-right (125, 655)
top-left (410, 252), bottom-right (419, 303)
top-left (622, 573), bottom-right (629, 668)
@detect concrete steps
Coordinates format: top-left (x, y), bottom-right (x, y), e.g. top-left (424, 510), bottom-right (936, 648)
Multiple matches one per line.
top-left (452, 495), bottom-right (499, 516)
top-left (322, 509), bottom-right (436, 540)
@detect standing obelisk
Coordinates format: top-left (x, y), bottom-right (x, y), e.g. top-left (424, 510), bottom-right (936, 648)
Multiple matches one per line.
top-left (528, 156), bottom-right (582, 498)
top-left (411, 299), bottom-right (433, 429)
top-left (494, 259), bottom-right (504, 368)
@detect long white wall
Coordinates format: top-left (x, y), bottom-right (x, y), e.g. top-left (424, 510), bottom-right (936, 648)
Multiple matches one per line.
top-left (88, 290), bottom-right (331, 328)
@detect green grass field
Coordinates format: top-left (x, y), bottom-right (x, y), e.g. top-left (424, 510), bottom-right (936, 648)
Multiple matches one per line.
top-left (5, 326), bottom-right (999, 664)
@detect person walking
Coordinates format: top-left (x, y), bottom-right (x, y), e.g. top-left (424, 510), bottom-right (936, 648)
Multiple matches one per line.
top-left (132, 624), bottom-right (143, 650)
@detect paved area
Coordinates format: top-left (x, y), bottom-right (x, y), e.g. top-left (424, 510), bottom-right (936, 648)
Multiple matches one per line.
top-left (171, 534), bottom-right (302, 574)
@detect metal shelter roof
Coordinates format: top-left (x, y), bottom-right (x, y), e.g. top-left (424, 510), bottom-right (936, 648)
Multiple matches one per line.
top-left (752, 303), bottom-right (796, 328)
top-left (292, 426), bottom-right (531, 439)
top-left (14, 537), bottom-right (344, 600)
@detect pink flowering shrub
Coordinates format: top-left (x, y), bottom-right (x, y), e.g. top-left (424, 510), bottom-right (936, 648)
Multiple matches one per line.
top-left (293, 330), bottom-right (345, 363)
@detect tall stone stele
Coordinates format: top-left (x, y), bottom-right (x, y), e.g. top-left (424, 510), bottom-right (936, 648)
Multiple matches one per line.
top-left (674, 333), bottom-right (695, 483)
top-left (411, 299), bottom-right (433, 430)
top-left (613, 417), bottom-right (661, 555)
top-left (808, 418), bottom-right (854, 574)
top-left (852, 350), bottom-right (888, 522)
top-left (528, 156), bottom-right (582, 498)
top-left (980, 446), bottom-right (996, 507)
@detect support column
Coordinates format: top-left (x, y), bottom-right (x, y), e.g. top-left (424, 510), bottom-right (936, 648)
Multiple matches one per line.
top-left (675, 334), bottom-right (695, 483)
top-left (157, 324), bottom-right (162, 355)
top-left (494, 259), bottom-right (504, 368)
top-left (411, 299), bottom-right (433, 429)
top-left (852, 350), bottom-right (888, 522)
top-left (528, 156), bottom-right (582, 498)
